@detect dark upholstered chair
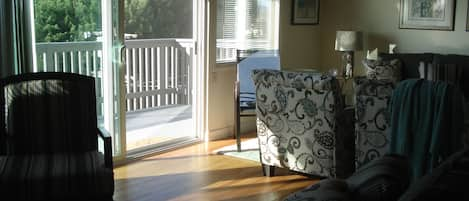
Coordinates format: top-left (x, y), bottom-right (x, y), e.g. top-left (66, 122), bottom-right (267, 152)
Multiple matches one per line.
top-left (0, 72), bottom-right (114, 201)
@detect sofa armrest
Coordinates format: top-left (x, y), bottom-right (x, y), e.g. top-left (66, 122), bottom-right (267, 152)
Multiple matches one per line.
top-left (98, 127), bottom-right (113, 169)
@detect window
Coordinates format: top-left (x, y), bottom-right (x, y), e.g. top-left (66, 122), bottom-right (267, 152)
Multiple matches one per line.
top-left (216, 0), bottom-right (279, 63)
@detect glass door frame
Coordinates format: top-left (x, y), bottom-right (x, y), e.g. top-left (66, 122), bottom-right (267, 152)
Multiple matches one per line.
top-left (102, 0), bottom-right (126, 162)
top-left (112, 0), bottom-right (209, 161)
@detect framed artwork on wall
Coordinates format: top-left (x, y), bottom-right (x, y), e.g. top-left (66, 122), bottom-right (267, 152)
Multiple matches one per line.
top-left (291, 0), bottom-right (319, 25)
top-left (399, 0), bottom-right (455, 30)
top-left (467, 1), bottom-right (469, 31)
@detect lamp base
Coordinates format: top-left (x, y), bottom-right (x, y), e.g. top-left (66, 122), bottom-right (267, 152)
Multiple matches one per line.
top-left (341, 51), bottom-right (354, 78)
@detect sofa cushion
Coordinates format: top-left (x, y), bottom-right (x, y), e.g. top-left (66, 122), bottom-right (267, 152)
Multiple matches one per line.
top-left (284, 155), bottom-right (409, 201)
top-left (284, 179), bottom-right (351, 201)
top-left (363, 59), bottom-right (402, 83)
top-left (398, 148), bottom-right (469, 201)
top-left (0, 151), bottom-right (114, 200)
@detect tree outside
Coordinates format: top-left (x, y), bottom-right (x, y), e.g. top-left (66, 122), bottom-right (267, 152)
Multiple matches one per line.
top-left (124, 0), bottom-right (193, 39)
top-left (34, 0), bottom-right (101, 42)
top-left (34, 0), bottom-right (193, 42)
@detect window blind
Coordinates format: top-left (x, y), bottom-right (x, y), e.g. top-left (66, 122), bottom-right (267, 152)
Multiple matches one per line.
top-left (216, 0), bottom-right (279, 62)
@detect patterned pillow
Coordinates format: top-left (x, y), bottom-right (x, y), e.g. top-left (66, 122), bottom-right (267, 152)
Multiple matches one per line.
top-left (363, 59), bottom-right (402, 83)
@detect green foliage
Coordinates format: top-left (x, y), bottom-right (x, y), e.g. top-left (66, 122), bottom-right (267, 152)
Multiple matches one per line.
top-left (34, 0), bottom-right (101, 42)
top-left (124, 0), bottom-right (192, 39)
top-left (34, 0), bottom-right (193, 42)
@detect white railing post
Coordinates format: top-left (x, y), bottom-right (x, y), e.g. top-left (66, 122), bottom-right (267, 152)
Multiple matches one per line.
top-left (35, 41), bottom-right (104, 117)
top-left (36, 39), bottom-right (200, 113)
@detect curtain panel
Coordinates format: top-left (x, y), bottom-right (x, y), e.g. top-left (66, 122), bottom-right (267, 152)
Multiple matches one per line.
top-left (0, 0), bottom-right (34, 78)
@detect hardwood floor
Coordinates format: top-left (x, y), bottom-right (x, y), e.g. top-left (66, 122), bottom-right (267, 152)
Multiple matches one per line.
top-left (113, 136), bottom-right (319, 201)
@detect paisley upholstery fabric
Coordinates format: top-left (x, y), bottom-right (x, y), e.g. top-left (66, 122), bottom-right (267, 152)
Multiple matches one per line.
top-left (363, 59), bottom-right (402, 83)
top-left (252, 69), bottom-right (353, 178)
top-left (354, 77), bottom-right (395, 169)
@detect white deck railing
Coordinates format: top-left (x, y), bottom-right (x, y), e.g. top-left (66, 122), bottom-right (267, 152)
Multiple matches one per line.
top-left (34, 38), bottom-right (256, 113)
top-left (35, 39), bottom-right (194, 113)
top-left (124, 39), bottom-right (193, 112)
top-left (35, 41), bottom-right (105, 115)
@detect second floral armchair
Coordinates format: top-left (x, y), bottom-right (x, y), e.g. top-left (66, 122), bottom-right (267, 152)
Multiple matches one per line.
top-left (354, 77), bottom-right (395, 169)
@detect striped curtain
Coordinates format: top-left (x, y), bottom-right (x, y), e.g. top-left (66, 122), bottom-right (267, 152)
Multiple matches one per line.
top-left (0, 0), bottom-right (34, 78)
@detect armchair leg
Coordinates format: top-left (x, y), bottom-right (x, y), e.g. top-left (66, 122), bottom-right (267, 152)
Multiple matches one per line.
top-left (262, 164), bottom-right (275, 177)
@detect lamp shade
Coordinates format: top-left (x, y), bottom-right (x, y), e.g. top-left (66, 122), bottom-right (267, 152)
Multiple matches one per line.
top-left (335, 31), bottom-right (363, 51)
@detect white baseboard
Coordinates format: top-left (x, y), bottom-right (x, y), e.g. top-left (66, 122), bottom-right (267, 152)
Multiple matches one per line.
top-left (208, 126), bottom-right (233, 141)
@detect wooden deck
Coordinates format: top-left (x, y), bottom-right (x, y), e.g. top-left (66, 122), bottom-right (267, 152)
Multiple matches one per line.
top-left (113, 134), bottom-right (318, 201)
top-left (126, 104), bottom-right (194, 151)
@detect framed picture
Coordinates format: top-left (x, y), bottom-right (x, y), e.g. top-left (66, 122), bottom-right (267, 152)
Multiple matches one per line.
top-left (467, 1), bottom-right (469, 31)
top-left (399, 0), bottom-right (455, 30)
top-left (291, 0), bottom-right (319, 25)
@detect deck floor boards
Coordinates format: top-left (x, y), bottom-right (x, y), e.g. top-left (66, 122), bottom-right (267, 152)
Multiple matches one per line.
top-left (126, 105), bottom-right (194, 150)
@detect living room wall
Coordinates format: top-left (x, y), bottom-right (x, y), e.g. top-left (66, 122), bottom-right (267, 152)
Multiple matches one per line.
top-left (319, 0), bottom-right (469, 75)
top-left (208, 0), bottom-right (325, 140)
top-left (279, 0), bottom-right (322, 70)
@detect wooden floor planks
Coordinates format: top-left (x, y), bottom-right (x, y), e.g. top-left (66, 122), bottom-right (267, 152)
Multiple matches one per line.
top-left (113, 136), bottom-right (318, 201)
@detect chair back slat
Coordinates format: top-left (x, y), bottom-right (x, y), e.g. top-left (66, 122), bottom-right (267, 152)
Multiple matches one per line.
top-left (0, 72), bottom-right (98, 154)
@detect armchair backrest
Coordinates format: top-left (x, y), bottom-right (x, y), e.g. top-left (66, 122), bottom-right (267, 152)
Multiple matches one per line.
top-left (251, 69), bottom-right (343, 122)
top-left (251, 69), bottom-right (353, 177)
top-left (252, 69), bottom-right (338, 91)
top-left (0, 72), bottom-right (98, 154)
top-left (354, 77), bottom-right (396, 169)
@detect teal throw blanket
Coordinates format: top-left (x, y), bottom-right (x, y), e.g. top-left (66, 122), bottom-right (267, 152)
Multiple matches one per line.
top-left (389, 79), bottom-right (464, 182)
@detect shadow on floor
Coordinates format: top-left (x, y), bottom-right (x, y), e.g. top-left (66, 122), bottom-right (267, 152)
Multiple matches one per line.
top-left (114, 166), bottom-right (316, 201)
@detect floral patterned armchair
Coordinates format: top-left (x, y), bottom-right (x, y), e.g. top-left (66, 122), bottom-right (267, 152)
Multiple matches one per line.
top-left (251, 69), bottom-right (354, 178)
top-left (353, 77), bottom-right (396, 169)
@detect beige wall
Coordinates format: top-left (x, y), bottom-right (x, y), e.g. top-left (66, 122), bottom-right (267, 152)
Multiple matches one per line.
top-left (320, 0), bottom-right (469, 76)
top-left (209, 0), bottom-right (469, 139)
top-left (207, 0), bottom-right (235, 140)
top-left (208, 0), bottom-right (326, 139)
top-left (208, 64), bottom-right (237, 140)
top-left (279, 0), bottom-right (322, 70)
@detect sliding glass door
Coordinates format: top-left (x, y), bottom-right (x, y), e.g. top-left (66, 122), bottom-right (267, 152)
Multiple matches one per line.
top-left (123, 0), bottom-right (200, 153)
top-left (3, 0), bottom-right (206, 159)
top-left (30, 0), bottom-right (125, 158)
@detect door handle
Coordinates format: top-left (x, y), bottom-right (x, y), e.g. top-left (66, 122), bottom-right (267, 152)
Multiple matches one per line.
top-left (120, 45), bottom-right (126, 64)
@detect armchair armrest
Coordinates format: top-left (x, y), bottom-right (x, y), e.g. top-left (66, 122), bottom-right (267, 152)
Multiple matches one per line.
top-left (98, 127), bottom-right (113, 169)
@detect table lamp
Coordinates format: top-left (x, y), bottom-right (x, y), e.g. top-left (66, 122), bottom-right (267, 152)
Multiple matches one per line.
top-left (335, 31), bottom-right (363, 78)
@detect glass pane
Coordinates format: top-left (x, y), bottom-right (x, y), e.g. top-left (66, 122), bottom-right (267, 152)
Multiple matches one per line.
top-left (33, 0), bottom-right (104, 122)
top-left (217, 0), bottom-right (279, 141)
top-left (124, 0), bottom-right (192, 39)
top-left (216, 0), bottom-right (279, 62)
top-left (123, 0), bottom-right (196, 152)
top-left (32, 0), bottom-right (124, 157)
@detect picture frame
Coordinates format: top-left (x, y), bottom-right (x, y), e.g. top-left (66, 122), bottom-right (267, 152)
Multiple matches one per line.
top-left (399, 0), bottom-right (455, 31)
top-left (291, 0), bottom-right (319, 25)
top-left (467, 1), bottom-right (469, 31)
